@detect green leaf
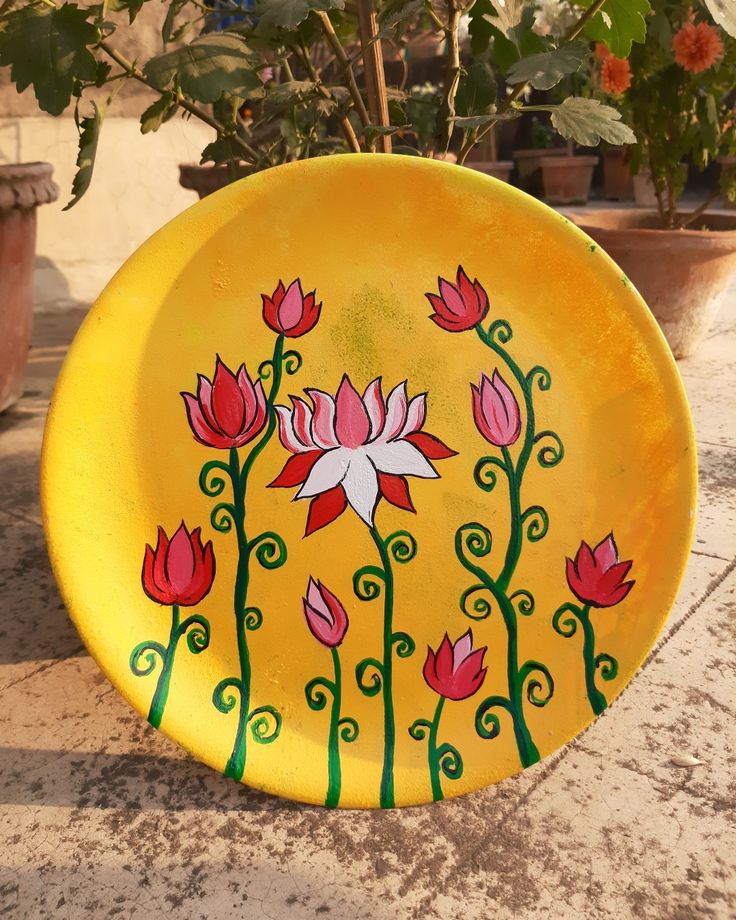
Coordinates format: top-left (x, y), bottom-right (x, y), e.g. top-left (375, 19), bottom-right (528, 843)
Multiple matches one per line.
top-left (200, 136), bottom-right (239, 165)
top-left (139, 92), bottom-right (178, 134)
top-left (0, 3), bottom-right (98, 116)
top-left (264, 80), bottom-right (317, 105)
top-left (255, 0), bottom-right (345, 31)
top-left (378, 0), bottom-right (425, 35)
top-left (580, 0), bottom-right (651, 58)
top-left (705, 0), bottom-right (736, 38)
top-left (143, 34), bottom-right (262, 104)
top-left (106, 0), bottom-right (146, 23)
top-left (455, 61), bottom-right (497, 117)
top-left (468, 0), bottom-right (495, 54)
top-left (548, 97), bottom-right (636, 146)
top-left (506, 42), bottom-right (588, 91)
top-left (64, 101), bottom-right (104, 210)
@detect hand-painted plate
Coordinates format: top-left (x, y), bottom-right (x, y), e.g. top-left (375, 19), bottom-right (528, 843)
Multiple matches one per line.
top-left (42, 155), bottom-right (696, 808)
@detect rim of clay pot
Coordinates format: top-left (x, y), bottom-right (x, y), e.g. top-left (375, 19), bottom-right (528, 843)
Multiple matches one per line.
top-left (571, 208), bottom-right (736, 250)
top-left (0, 161), bottom-right (59, 211)
top-left (539, 156), bottom-right (600, 168)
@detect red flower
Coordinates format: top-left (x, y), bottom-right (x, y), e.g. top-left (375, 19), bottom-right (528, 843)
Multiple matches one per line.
top-left (600, 54), bottom-right (632, 95)
top-left (566, 534), bottom-right (635, 608)
top-left (142, 523), bottom-right (215, 606)
top-left (270, 375), bottom-right (456, 536)
top-left (182, 357), bottom-right (267, 449)
top-left (471, 370), bottom-right (522, 447)
top-left (262, 278), bottom-right (321, 337)
top-left (303, 577), bottom-right (348, 647)
top-left (672, 20), bottom-right (724, 74)
top-left (423, 630), bottom-right (487, 701)
top-left (426, 266), bottom-right (490, 332)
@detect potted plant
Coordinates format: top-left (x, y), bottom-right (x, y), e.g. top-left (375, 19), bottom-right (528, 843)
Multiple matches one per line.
top-left (0, 163), bottom-right (58, 412)
top-left (572, 0), bottom-right (736, 358)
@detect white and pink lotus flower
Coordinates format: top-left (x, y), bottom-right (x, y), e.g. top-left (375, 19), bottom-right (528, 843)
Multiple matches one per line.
top-left (270, 375), bottom-right (456, 535)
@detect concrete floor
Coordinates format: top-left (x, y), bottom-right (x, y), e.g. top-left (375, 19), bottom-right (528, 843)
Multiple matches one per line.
top-left (0, 294), bottom-right (734, 920)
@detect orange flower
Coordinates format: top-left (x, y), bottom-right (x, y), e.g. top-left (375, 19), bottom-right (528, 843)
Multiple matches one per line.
top-left (672, 21), bottom-right (724, 74)
top-left (601, 54), bottom-right (632, 95)
top-left (595, 42), bottom-right (610, 59)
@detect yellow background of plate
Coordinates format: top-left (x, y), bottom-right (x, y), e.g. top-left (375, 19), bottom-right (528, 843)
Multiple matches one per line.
top-left (41, 155), bottom-right (696, 808)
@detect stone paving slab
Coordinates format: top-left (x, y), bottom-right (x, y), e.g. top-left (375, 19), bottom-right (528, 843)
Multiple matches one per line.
top-left (0, 296), bottom-right (734, 919)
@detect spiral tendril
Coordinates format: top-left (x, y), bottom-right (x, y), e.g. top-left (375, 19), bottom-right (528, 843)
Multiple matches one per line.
top-left (436, 742), bottom-right (463, 780)
top-left (534, 430), bottom-right (565, 468)
top-left (212, 677), bottom-right (243, 714)
top-left (475, 696), bottom-right (511, 740)
top-left (243, 606), bottom-right (263, 631)
top-left (473, 456), bottom-right (507, 493)
top-left (521, 505), bottom-right (549, 543)
top-left (392, 631), bottom-right (415, 658)
top-left (352, 565), bottom-right (385, 601)
top-left (488, 318), bottom-right (513, 345)
top-left (519, 660), bottom-right (555, 708)
top-left (129, 641), bottom-right (166, 677)
top-left (282, 350), bottom-right (302, 375)
top-left (338, 717), bottom-right (360, 743)
top-left (199, 460), bottom-right (230, 498)
top-left (304, 676), bottom-right (333, 711)
top-left (355, 657), bottom-right (383, 696)
top-left (526, 365), bottom-right (552, 391)
top-left (249, 531), bottom-right (287, 570)
top-left (384, 530), bottom-right (417, 565)
top-left (408, 718), bottom-right (432, 742)
top-left (248, 705), bottom-right (282, 744)
top-left (210, 502), bottom-right (236, 533)
top-left (552, 603), bottom-right (581, 638)
top-left (460, 583), bottom-right (494, 620)
top-left (509, 589), bottom-right (535, 617)
top-left (178, 615), bottom-right (211, 654)
top-left (257, 358), bottom-right (274, 380)
top-left (595, 652), bottom-right (619, 682)
top-left (456, 522), bottom-right (493, 562)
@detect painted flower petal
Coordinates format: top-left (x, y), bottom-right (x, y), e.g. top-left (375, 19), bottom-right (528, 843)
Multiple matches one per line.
top-left (363, 378), bottom-right (386, 440)
top-left (378, 472), bottom-right (415, 512)
top-left (456, 266), bottom-right (480, 315)
top-left (182, 393), bottom-right (233, 449)
top-left (296, 447), bottom-right (351, 499)
top-left (275, 405), bottom-right (308, 453)
top-left (594, 533), bottom-right (619, 572)
top-left (278, 279), bottom-right (305, 331)
top-left (211, 358), bottom-right (246, 439)
top-left (381, 382), bottom-right (408, 441)
top-left (400, 393), bottom-right (427, 437)
top-left (305, 486), bottom-right (347, 536)
top-left (292, 396), bottom-right (315, 448)
top-left (438, 277), bottom-right (466, 316)
top-left (269, 450), bottom-right (323, 488)
top-left (404, 431), bottom-right (457, 460)
top-left (335, 375), bottom-right (371, 448)
top-left (307, 389), bottom-right (338, 449)
top-left (452, 629), bottom-right (473, 668)
top-left (340, 451), bottom-right (379, 526)
top-left (165, 523), bottom-right (196, 595)
top-left (367, 440), bottom-right (438, 479)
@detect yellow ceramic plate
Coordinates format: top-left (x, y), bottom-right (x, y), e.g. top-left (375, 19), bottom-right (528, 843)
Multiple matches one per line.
top-left (42, 155), bottom-right (696, 809)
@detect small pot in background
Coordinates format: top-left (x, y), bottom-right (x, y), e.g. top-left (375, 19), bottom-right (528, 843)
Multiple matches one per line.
top-left (466, 160), bottom-right (514, 182)
top-left (540, 155), bottom-right (599, 205)
top-left (179, 162), bottom-right (253, 199)
top-left (603, 147), bottom-right (634, 201)
top-left (512, 147), bottom-right (565, 195)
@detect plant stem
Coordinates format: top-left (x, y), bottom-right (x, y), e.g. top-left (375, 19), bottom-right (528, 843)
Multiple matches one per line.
top-left (370, 526), bottom-right (396, 809)
top-left (434, 0), bottom-right (461, 156)
top-left (676, 189), bottom-right (721, 230)
top-left (147, 604), bottom-right (180, 728)
top-left (326, 648), bottom-right (342, 808)
top-left (579, 605), bottom-right (607, 716)
top-left (427, 695), bottom-right (446, 802)
top-left (315, 11), bottom-right (370, 128)
top-left (355, 0), bottom-right (392, 153)
top-left (294, 40), bottom-right (362, 153)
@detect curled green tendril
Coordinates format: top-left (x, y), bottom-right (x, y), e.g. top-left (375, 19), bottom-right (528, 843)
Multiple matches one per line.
top-left (338, 717), bottom-right (359, 743)
top-left (475, 695), bottom-right (511, 740)
top-left (355, 657), bottom-right (383, 696)
top-left (456, 522), bottom-right (493, 561)
top-left (199, 460), bottom-right (230, 498)
top-left (248, 705), bottom-right (282, 744)
top-left (534, 430), bottom-right (565, 468)
top-left (408, 718), bottom-right (433, 742)
top-left (249, 531), bottom-right (287, 570)
top-left (552, 603), bottom-right (581, 638)
top-left (210, 502), bottom-right (236, 533)
top-left (282, 350), bottom-right (302, 375)
top-left (473, 456), bottom-right (507, 493)
top-left (488, 318), bottom-right (513, 345)
top-left (384, 530), bottom-right (417, 565)
top-left (212, 677), bottom-right (243, 714)
top-left (436, 742), bottom-right (463, 780)
top-left (244, 607), bottom-right (263, 631)
top-left (129, 641), bottom-right (166, 677)
top-left (519, 660), bottom-right (555, 708)
top-left (392, 631), bottom-right (415, 658)
top-left (509, 589), bottom-right (535, 617)
top-left (257, 358), bottom-right (274, 380)
top-left (521, 505), bottom-right (549, 543)
top-left (526, 365), bottom-right (552, 391)
top-left (352, 565), bottom-right (385, 601)
top-left (178, 614), bottom-right (210, 654)
top-left (460, 583), bottom-right (494, 620)
top-left (595, 653), bottom-right (619, 682)
top-left (304, 676), bottom-right (333, 711)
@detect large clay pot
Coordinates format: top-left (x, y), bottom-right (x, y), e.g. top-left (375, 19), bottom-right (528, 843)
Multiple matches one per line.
top-left (540, 155), bottom-right (599, 205)
top-left (570, 209), bottom-right (736, 358)
top-left (0, 163), bottom-right (59, 413)
top-left (179, 162), bottom-right (252, 199)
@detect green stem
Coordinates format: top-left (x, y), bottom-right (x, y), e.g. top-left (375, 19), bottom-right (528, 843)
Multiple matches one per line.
top-left (580, 605), bottom-right (607, 716)
top-left (326, 648), bottom-right (342, 808)
top-left (147, 604), bottom-right (180, 729)
top-left (370, 526), bottom-right (396, 809)
top-left (428, 695), bottom-right (446, 803)
top-left (223, 334), bottom-right (286, 782)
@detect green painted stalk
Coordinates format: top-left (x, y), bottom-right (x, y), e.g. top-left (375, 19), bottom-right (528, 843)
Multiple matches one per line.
top-left (370, 526), bottom-right (396, 809)
top-left (427, 695), bottom-right (446, 802)
top-left (326, 648), bottom-right (342, 808)
top-left (148, 604), bottom-right (180, 729)
top-left (579, 605), bottom-right (607, 716)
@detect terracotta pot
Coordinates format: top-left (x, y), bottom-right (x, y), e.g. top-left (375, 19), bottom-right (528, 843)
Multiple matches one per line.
top-left (466, 160), bottom-right (514, 182)
top-left (0, 163), bottom-right (59, 413)
top-left (179, 162), bottom-right (253, 199)
top-left (512, 147), bottom-right (565, 195)
top-left (603, 147), bottom-right (634, 201)
top-left (540, 155), bottom-right (599, 205)
top-left (570, 209), bottom-right (736, 358)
